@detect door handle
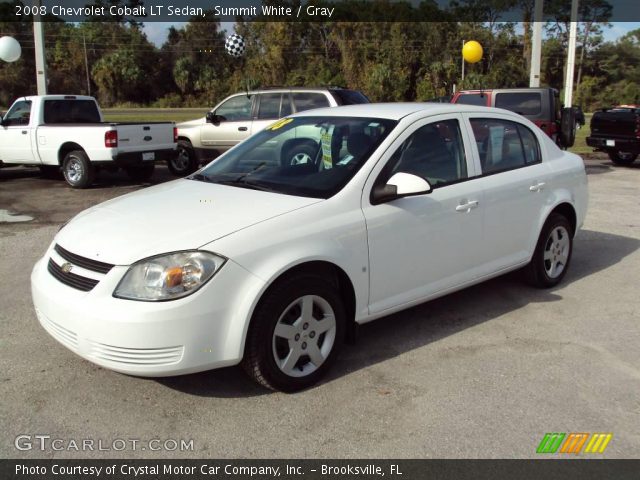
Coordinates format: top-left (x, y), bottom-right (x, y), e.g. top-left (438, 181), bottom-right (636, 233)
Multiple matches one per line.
top-left (529, 182), bottom-right (546, 192)
top-left (21, 130), bottom-right (28, 135)
top-left (238, 126), bottom-right (248, 132)
top-left (456, 200), bottom-right (479, 212)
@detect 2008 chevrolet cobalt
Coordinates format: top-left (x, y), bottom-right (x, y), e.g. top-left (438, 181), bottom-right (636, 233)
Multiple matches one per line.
top-left (32, 104), bottom-right (588, 391)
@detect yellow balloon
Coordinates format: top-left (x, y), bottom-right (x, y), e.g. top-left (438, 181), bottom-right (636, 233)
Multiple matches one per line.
top-left (462, 40), bottom-right (483, 64)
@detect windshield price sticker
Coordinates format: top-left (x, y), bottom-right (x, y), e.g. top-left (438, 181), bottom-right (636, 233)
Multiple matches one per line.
top-left (267, 118), bottom-right (294, 131)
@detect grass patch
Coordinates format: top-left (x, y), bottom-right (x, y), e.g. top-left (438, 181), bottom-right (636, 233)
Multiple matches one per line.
top-left (102, 108), bottom-right (208, 123)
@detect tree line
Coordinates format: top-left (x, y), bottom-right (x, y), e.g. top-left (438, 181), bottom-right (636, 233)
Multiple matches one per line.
top-left (1, 1), bottom-right (638, 110)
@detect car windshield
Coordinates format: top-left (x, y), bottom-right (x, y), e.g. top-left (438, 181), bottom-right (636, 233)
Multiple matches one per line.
top-left (193, 116), bottom-right (397, 198)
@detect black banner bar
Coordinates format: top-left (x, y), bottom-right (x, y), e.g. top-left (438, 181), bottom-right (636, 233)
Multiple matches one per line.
top-left (2, 459), bottom-right (640, 480)
top-left (1, 0), bottom-right (640, 23)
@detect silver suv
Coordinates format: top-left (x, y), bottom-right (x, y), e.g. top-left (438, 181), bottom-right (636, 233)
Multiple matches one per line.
top-left (170, 87), bottom-right (369, 176)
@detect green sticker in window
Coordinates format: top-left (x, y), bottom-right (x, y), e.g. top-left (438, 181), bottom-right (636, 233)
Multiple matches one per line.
top-left (267, 118), bottom-right (294, 131)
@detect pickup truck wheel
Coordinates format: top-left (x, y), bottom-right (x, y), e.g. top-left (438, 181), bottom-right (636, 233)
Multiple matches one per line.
top-left (242, 273), bottom-right (346, 392)
top-left (169, 140), bottom-right (198, 176)
top-left (524, 213), bottom-right (573, 288)
top-left (62, 150), bottom-right (94, 189)
top-left (125, 163), bottom-right (155, 182)
top-left (608, 151), bottom-right (637, 166)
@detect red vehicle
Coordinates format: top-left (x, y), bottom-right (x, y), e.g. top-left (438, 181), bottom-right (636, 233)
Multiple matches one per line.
top-left (451, 88), bottom-right (575, 148)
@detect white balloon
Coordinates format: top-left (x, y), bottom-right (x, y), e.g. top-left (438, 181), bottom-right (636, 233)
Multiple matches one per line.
top-left (0, 36), bottom-right (22, 63)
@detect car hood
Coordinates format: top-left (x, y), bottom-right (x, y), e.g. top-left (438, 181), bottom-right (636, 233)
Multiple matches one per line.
top-left (56, 179), bottom-right (321, 265)
top-left (176, 117), bottom-right (204, 130)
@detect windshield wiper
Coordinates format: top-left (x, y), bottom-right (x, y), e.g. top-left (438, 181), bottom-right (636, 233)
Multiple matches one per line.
top-left (189, 172), bottom-right (212, 182)
top-left (216, 178), bottom-right (278, 192)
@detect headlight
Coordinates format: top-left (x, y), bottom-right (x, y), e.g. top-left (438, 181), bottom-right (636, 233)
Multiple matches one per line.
top-left (114, 251), bottom-right (226, 301)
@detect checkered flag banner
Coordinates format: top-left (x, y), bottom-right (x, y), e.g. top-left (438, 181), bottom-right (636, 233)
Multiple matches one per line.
top-left (225, 34), bottom-right (246, 58)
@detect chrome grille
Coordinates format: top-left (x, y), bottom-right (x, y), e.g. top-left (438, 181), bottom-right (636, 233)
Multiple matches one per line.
top-left (48, 258), bottom-right (99, 292)
top-left (54, 244), bottom-right (114, 274)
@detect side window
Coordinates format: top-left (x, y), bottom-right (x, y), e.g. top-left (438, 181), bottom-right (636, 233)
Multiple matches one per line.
top-left (257, 93), bottom-right (282, 120)
top-left (383, 119), bottom-right (468, 188)
top-left (215, 95), bottom-right (252, 122)
top-left (292, 92), bottom-right (330, 112)
top-left (470, 118), bottom-right (536, 174)
top-left (454, 93), bottom-right (488, 106)
top-left (3, 100), bottom-right (32, 126)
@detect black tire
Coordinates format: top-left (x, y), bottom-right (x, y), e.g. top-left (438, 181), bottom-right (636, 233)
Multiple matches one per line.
top-left (284, 143), bottom-right (317, 166)
top-left (608, 151), bottom-right (637, 166)
top-left (39, 165), bottom-right (62, 179)
top-left (524, 213), bottom-right (573, 288)
top-left (62, 150), bottom-right (94, 189)
top-left (242, 273), bottom-right (346, 392)
top-left (168, 140), bottom-right (199, 176)
top-left (125, 163), bottom-right (155, 182)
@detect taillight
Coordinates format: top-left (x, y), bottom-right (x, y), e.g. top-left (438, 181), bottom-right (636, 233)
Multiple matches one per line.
top-left (105, 130), bottom-right (118, 148)
top-left (173, 126), bottom-right (178, 143)
top-left (635, 117), bottom-right (640, 138)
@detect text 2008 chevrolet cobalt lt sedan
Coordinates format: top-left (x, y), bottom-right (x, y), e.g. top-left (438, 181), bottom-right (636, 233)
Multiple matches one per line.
top-left (32, 104), bottom-right (588, 391)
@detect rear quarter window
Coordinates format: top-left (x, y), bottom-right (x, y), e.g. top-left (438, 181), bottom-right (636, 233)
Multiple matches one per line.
top-left (292, 92), bottom-right (331, 112)
top-left (330, 90), bottom-right (370, 105)
top-left (495, 92), bottom-right (542, 116)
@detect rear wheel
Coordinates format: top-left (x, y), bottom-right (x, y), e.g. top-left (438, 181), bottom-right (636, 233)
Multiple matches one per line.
top-left (168, 140), bottom-right (199, 176)
top-left (285, 144), bottom-right (317, 165)
top-left (524, 213), bottom-right (573, 288)
top-left (608, 151), bottom-right (637, 166)
top-left (62, 150), bottom-right (94, 189)
top-left (125, 163), bottom-right (155, 182)
top-left (242, 273), bottom-right (346, 392)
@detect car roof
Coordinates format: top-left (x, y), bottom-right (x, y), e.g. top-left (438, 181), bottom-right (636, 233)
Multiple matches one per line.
top-left (291, 102), bottom-right (510, 120)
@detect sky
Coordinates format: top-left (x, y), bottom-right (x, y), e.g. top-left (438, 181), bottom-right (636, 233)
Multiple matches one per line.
top-left (142, 21), bottom-right (640, 48)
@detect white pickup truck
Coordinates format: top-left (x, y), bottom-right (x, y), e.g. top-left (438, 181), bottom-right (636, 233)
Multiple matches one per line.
top-left (0, 95), bottom-right (177, 188)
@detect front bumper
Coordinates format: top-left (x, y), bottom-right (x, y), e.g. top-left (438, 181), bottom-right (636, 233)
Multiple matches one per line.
top-left (31, 246), bottom-right (264, 377)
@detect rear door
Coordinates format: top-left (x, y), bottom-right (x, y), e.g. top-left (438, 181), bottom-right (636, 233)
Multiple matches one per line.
top-left (200, 94), bottom-right (254, 150)
top-left (0, 99), bottom-right (35, 164)
top-left (250, 92), bottom-right (293, 135)
top-left (466, 114), bottom-right (550, 271)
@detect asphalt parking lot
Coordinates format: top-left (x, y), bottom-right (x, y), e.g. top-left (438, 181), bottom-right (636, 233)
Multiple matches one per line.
top-left (1, 156), bottom-right (639, 459)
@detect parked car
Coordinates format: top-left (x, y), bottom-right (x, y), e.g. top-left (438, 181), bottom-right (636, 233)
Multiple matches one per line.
top-left (32, 103), bottom-right (588, 392)
top-left (0, 95), bottom-right (177, 188)
top-left (172, 86), bottom-right (370, 176)
top-left (586, 106), bottom-right (640, 165)
top-left (451, 87), bottom-right (576, 149)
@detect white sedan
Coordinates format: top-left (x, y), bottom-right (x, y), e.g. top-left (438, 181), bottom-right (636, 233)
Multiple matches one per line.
top-left (31, 103), bottom-right (588, 392)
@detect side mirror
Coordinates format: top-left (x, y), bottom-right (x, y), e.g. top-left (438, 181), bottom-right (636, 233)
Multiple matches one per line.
top-left (371, 172), bottom-right (432, 205)
top-left (206, 112), bottom-right (222, 125)
top-left (0, 113), bottom-right (4, 125)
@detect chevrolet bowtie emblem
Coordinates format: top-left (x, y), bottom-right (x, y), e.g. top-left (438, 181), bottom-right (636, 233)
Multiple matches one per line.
top-left (61, 262), bottom-right (73, 273)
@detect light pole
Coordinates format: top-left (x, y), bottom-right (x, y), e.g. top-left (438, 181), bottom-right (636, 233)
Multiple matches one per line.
top-left (564, 0), bottom-right (579, 108)
top-left (529, 0), bottom-right (543, 88)
top-left (33, 0), bottom-right (48, 95)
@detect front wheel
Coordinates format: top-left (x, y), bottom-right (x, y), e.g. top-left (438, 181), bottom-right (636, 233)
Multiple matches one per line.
top-left (524, 213), bottom-right (573, 288)
top-left (168, 140), bottom-right (199, 176)
top-left (62, 150), bottom-right (94, 189)
top-left (608, 151), bottom-right (637, 166)
top-left (242, 273), bottom-right (346, 392)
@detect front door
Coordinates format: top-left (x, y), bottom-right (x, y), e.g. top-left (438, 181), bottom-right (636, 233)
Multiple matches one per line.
top-left (362, 114), bottom-right (484, 315)
top-left (200, 94), bottom-right (254, 152)
top-left (0, 100), bottom-right (34, 164)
